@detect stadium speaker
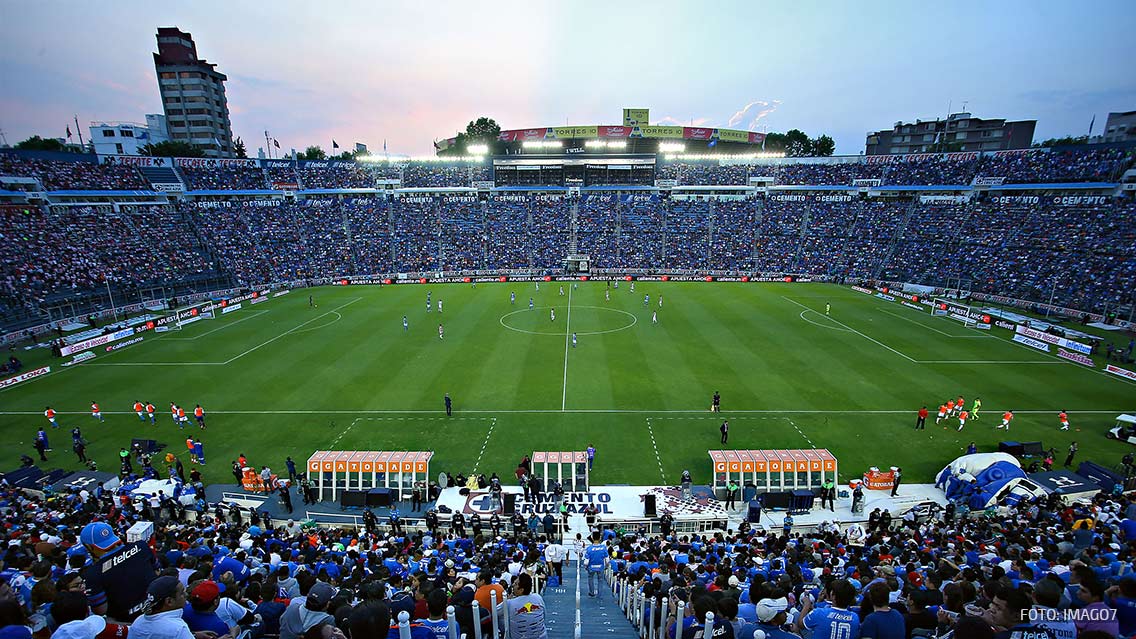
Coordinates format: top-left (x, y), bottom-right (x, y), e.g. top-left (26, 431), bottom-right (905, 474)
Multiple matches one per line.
top-left (644, 494), bottom-right (657, 518)
top-left (503, 493), bottom-right (518, 515)
top-left (747, 501), bottom-right (763, 523)
top-left (1022, 441), bottom-right (1044, 456)
top-left (762, 491), bottom-right (793, 509)
top-left (339, 490), bottom-right (367, 508)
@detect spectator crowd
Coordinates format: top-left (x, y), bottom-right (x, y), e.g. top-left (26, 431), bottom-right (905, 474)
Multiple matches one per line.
top-left (2, 148), bottom-right (1135, 334)
top-left (8, 442), bottom-right (1136, 638)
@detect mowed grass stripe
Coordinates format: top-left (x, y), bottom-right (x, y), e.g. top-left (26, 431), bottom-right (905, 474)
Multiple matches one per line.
top-left (1, 282), bottom-right (1132, 486)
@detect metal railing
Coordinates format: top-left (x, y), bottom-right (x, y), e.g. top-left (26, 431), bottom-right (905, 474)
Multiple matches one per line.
top-left (607, 569), bottom-right (719, 639)
top-left (574, 551), bottom-right (583, 639)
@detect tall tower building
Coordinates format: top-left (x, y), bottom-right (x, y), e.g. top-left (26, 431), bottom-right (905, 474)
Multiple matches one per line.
top-left (153, 27), bottom-right (233, 157)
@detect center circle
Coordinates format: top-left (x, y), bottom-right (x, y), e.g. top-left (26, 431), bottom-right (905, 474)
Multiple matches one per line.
top-left (499, 305), bottom-right (639, 336)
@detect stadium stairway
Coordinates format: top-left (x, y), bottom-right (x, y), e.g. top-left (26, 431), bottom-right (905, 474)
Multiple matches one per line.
top-left (543, 560), bottom-right (639, 639)
top-left (138, 165), bottom-right (184, 189)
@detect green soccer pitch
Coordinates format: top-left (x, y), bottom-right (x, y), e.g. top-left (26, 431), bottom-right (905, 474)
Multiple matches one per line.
top-left (2, 282), bottom-right (1133, 486)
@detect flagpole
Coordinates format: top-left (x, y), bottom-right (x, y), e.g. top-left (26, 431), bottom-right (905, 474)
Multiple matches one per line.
top-left (74, 115), bottom-right (85, 151)
top-left (265, 130), bottom-right (272, 159)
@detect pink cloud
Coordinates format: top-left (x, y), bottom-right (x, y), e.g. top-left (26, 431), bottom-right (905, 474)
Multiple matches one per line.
top-left (727, 100), bottom-right (781, 130)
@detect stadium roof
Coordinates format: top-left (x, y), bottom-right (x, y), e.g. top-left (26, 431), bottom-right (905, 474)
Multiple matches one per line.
top-left (987, 182), bottom-right (1118, 190)
top-left (436, 124), bottom-right (766, 153)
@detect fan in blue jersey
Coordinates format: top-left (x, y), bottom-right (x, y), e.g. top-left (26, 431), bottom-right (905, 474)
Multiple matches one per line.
top-left (584, 536), bottom-right (608, 597)
top-left (798, 579), bottom-right (860, 639)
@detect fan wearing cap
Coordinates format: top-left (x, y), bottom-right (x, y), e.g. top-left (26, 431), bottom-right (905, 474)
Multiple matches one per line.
top-left (279, 582), bottom-right (336, 639)
top-left (754, 596), bottom-right (799, 638)
top-left (181, 581), bottom-right (231, 637)
top-left (79, 521), bottom-right (158, 623)
top-left (127, 575), bottom-right (200, 639)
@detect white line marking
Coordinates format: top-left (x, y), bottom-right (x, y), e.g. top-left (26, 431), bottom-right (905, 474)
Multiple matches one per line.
top-left (797, 310), bottom-right (853, 332)
top-left (1000, 334), bottom-right (1136, 387)
top-left (165, 310), bottom-right (270, 340)
top-left (788, 417), bottom-right (815, 448)
top-left (917, 360), bottom-right (1064, 364)
top-left (88, 362), bottom-right (225, 366)
top-left (5, 408), bottom-right (1125, 416)
top-left (645, 417), bottom-right (666, 482)
top-left (782, 296), bottom-right (916, 362)
top-left (472, 418), bottom-right (497, 473)
top-left (331, 418), bottom-right (361, 446)
top-left (562, 285), bottom-right (573, 411)
top-left (877, 308), bottom-right (971, 337)
top-left (85, 302), bottom-right (360, 367)
top-left (292, 311), bottom-right (342, 334)
top-left (223, 297), bottom-right (361, 364)
top-left (500, 305), bottom-right (636, 337)
top-left (661, 415), bottom-right (816, 448)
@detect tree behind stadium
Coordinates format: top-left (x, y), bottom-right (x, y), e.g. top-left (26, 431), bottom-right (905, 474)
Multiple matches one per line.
top-left (442, 117), bottom-right (503, 155)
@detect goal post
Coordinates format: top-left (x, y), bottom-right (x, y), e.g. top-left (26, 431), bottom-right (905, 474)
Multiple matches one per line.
top-left (932, 297), bottom-right (992, 330)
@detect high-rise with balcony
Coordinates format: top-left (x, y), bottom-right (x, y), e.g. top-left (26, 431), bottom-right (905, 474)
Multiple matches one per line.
top-left (153, 27), bottom-right (233, 157)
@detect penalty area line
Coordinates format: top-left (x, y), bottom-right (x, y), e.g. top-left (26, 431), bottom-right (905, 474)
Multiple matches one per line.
top-left (223, 297), bottom-right (362, 364)
top-left (781, 296), bottom-right (916, 362)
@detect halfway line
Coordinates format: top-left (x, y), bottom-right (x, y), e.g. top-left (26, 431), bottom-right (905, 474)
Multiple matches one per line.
top-left (561, 284), bottom-right (573, 411)
top-left (3, 408), bottom-right (1126, 416)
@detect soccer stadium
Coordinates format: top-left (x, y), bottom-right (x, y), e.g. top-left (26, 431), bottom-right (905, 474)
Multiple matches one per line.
top-left (2, 6), bottom-right (1136, 639)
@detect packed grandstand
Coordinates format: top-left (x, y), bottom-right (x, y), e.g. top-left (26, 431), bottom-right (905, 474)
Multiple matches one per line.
top-left (1, 147), bottom-right (1134, 338)
top-left (2, 145), bottom-right (1136, 639)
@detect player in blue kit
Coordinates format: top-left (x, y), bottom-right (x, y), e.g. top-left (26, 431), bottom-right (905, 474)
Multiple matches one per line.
top-left (511, 291), bottom-right (516, 305)
top-left (403, 315), bottom-right (408, 331)
top-left (529, 298), bottom-right (534, 310)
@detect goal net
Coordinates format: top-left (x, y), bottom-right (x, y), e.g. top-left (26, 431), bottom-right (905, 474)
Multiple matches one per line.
top-left (932, 297), bottom-right (991, 330)
top-left (156, 303), bottom-right (216, 332)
